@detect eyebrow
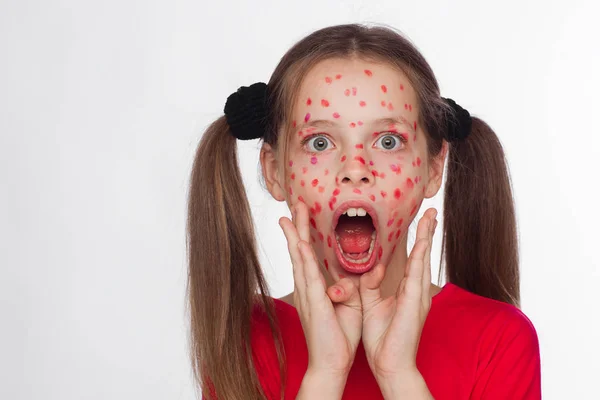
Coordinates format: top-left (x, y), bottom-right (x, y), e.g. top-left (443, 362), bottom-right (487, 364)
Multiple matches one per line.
top-left (298, 114), bottom-right (415, 133)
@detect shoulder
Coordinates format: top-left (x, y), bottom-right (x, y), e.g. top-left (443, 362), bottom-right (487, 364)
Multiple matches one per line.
top-left (438, 284), bottom-right (539, 356)
top-left (433, 283), bottom-right (540, 351)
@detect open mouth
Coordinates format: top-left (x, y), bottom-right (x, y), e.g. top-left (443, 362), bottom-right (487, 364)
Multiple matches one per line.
top-left (333, 204), bottom-right (379, 274)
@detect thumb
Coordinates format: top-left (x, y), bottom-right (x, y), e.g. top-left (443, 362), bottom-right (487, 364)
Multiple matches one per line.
top-left (327, 277), bottom-right (361, 308)
top-left (358, 263), bottom-right (385, 308)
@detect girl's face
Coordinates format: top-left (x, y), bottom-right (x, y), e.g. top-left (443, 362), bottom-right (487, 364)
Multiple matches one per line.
top-left (284, 58), bottom-right (438, 281)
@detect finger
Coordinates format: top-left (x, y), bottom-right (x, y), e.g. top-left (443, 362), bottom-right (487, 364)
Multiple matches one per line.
top-left (422, 213), bottom-right (436, 303)
top-left (279, 217), bottom-right (307, 309)
top-left (295, 201), bottom-right (311, 244)
top-left (298, 240), bottom-right (328, 305)
top-left (358, 262), bottom-right (386, 308)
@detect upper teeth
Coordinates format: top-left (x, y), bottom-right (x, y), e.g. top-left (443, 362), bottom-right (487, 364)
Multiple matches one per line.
top-left (343, 207), bottom-right (367, 217)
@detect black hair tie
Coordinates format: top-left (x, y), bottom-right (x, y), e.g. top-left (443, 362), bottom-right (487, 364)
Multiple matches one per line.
top-left (442, 97), bottom-right (472, 142)
top-left (223, 82), bottom-right (268, 140)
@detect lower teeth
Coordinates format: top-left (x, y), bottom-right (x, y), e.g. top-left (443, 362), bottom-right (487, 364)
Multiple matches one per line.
top-left (335, 231), bottom-right (377, 264)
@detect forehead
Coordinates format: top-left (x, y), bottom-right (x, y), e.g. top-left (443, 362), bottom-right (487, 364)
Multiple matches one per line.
top-left (295, 58), bottom-right (417, 112)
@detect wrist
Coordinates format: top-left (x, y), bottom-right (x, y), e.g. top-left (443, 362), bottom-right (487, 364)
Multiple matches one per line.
top-left (296, 368), bottom-right (349, 400)
top-left (376, 369), bottom-right (434, 400)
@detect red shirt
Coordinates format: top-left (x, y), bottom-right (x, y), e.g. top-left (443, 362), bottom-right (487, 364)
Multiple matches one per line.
top-left (206, 282), bottom-right (541, 399)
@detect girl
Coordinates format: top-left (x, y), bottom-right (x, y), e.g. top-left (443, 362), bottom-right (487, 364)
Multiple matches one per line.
top-left (187, 23), bottom-right (541, 400)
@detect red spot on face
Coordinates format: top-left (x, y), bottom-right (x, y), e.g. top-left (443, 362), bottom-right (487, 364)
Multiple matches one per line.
top-left (400, 132), bottom-right (409, 142)
top-left (387, 102), bottom-right (394, 111)
top-left (404, 103), bottom-right (408, 110)
top-left (291, 173), bottom-right (295, 180)
top-left (292, 120), bottom-right (296, 128)
top-left (318, 186), bottom-right (325, 193)
top-left (381, 100), bottom-right (386, 107)
top-left (414, 121), bottom-right (417, 131)
top-left (380, 190), bottom-right (387, 198)
top-left (300, 180), bottom-right (305, 187)
top-left (372, 170), bottom-right (379, 177)
top-left (302, 167), bottom-right (308, 174)
top-left (406, 178), bottom-right (414, 189)
top-left (396, 218), bottom-right (403, 227)
top-left (359, 101), bottom-right (367, 107)
top-left (325, 76), bottom-right (332, 84)
top-left (358, 121), bottom-right (363, 126)
top-left (369, 160), bottom-right (374, 165)
top-left (344, 89), bottom-right (350, 96)
top-left (353, 188), bottom-right (362, 194)
top-left (318, 232), bottom-right (324, 241)
top-left (400, 84), bottom-right (404, 90)
top-left (324, 259), bottom-right (329, 270)
top-left (311, 179), bottom-right (319, 187)
top-left (289, 160), bottom-right (294, 167)
top-left (416, 157), bottom-right (421, 166)
top-left (288, 186), bottom-right (293, 195)
top-left (311, 156), bottom-right (318, 165)
top-left (341, 155), bottom-right (346, 162)
top-left (395, 229), bottom-right (401, 239)
top-left (409, 104), bottom-right (412, 111)
top-left (309, 218), bottom-right (317, 229)
top-left (413, 133), bottom-right (417, 142)
top-left (381, 85), bottom-right (387, 93)
top-left (378, 246), bottom-right (383, 259)
top-left (355, 144), bottom-right (364, 149)
top-left (335, 74), bottom-right (342, 79)
top-left (394, 188), bottom-right (402, 199)
top-left (350, 122), bottom-right (356, 128)
top-left (387, 218), bottom-right (395, 227)
top-left (338, 273), bottom-right (346, 279)
top-left (306, 98), bottom-right (312, 106)
top-left (387, 231), bottom-right (394, 242)
top-left (332, 188), bottom-right (340, 196)
top-left (327, 235), bottom-right (332, 247)
top-left (304, 113), bottom-right (311, 122)
top-left (380, 172), bottom-right (386, 179)
top-left (390, 164), bottom-right (401, 175)
top-left (298, 195), bottom-right (304, 203)
top-left (369, 194), bottom-right (376, 202)
top-left (333, 112), bottom-right (340, 118)
top-left (354, 156), bottom-right (366, 164)
top-left (324, 169), bottom-right (329, 175)
top-left (364, 69), bottom-right (373, 77)
top-left (352, 87), bottom-right (357, 96)
top-left (314, 202), bottom-right (322, 213)
top-left (321, 99), bottom-right (330, 107)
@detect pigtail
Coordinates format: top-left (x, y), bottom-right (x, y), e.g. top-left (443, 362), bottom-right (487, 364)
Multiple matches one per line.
top-left (186, 116), bottom-right (286, 399)
top-left (441, 116), bottom-right (520, 307)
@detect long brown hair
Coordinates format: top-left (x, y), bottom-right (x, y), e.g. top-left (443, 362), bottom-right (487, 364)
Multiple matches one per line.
top-left (186, 23), bottom-right (520, 400)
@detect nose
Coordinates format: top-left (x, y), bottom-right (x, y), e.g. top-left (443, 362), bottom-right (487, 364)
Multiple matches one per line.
top-left (338, 157), bottom-right (375, 190)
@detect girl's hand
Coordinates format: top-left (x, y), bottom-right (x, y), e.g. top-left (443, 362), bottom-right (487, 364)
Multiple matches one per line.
top-left (279, 201), bottom-right (363, 378)
top-left (357, 208), bottom-right (438, 381)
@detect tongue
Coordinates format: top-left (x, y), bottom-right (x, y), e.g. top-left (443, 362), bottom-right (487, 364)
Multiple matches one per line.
top-left (335, 216), bottom-right (375, 257)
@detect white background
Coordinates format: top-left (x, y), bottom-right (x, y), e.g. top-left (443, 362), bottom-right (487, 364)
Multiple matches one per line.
top-left (1, 0), bottom-right (599, 398)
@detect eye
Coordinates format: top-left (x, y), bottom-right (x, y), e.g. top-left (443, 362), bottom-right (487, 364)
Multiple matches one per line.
top-left (301, 134), bottom-right (332, 153)
top-left (375, 133), bottom-right (407, 151)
